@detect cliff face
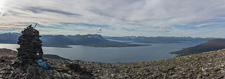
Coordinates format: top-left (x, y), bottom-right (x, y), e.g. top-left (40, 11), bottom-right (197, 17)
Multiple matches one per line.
top-left (1, 49), bottom-right (225, 79)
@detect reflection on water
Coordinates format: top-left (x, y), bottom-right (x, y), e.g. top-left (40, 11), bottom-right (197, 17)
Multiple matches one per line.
top-left (0, 41), bottom-right (205, 63)
top-left (0, 43), bottom-right (19, 51)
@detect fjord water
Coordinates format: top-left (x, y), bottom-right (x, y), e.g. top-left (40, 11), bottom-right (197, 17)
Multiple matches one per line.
top-left (0, 41), bottom-right (205, 63)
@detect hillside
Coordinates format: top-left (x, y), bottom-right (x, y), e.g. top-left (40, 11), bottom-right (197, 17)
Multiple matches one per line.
top-left (1, 49), bottom-right (225, 78)
top-left (170, 39), bottom-right (225, 56)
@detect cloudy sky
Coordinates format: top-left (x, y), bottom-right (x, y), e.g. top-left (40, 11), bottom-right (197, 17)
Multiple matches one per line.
top-left (0, 0), bottom-right (225, 37)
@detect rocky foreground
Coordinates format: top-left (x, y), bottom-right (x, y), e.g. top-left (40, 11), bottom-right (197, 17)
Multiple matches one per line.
top-left (1, 49), bottom-right (225, 79)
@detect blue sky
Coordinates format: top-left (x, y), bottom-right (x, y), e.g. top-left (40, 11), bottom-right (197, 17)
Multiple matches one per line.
top-left (1, 0), bottom-right (225, 38)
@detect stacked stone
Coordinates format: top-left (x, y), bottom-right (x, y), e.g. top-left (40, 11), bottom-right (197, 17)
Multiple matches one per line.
top-left (17, 25), bottom-right (43, 64)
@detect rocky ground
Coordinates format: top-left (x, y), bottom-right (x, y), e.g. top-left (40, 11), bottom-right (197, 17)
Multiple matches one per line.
top-left (1, 49), bottom-right (225, 79)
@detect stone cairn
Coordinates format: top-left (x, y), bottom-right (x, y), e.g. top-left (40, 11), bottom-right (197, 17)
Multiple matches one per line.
top-left (6, 25), bottom-right (46, 79)
top-left (17, 24), bottom-right (43, 66)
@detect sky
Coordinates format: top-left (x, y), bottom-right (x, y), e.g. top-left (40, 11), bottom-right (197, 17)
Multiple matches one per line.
top-left (1, 0), bottom-right (225, 38)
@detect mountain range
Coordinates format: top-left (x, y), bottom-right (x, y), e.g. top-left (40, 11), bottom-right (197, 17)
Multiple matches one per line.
top-left (0, 33), bottom-right (144, 47)
top-left (0, 33), bottom-right (20, 43)
top-left (0, 33), bottom-right (217, 48)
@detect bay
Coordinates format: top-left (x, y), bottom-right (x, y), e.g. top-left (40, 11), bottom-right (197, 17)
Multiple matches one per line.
top-left (0, 41), bottom-right (205, 63)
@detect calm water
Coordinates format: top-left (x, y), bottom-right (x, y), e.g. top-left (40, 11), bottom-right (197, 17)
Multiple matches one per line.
top-left (0, 41), bottom-right (205, 63)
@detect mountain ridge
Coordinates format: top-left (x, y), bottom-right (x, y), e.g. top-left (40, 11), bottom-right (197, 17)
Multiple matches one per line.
top-left (170, 39), bottom-right (225, 56)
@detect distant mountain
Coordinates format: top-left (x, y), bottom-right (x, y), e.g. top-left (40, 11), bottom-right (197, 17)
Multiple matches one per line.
top-left (0, 33), bottom-right (144, 47)
top-left (42, 35), bottom-right (74, 47)
top-left (0, 33), bottom-right (21, 43)
top-left (105, 36), bottom-right (212, 43)
top-left (170, 39), bottom-right (225, 56)
top-left (68, 34), bottom-right (108, 45)
top-left (42, 34), bottom-right (144, 47)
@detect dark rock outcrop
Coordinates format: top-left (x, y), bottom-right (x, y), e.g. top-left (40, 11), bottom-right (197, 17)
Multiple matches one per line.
top-left (0, 55), bottom-right (94, 79)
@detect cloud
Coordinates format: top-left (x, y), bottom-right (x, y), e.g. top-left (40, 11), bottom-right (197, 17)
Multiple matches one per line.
top-left (26, 7), bottom-right (81, 16)
top-left (61, 22), bottom-right (110, 28)
top-left (1, 0), bottom-right (225, 37)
